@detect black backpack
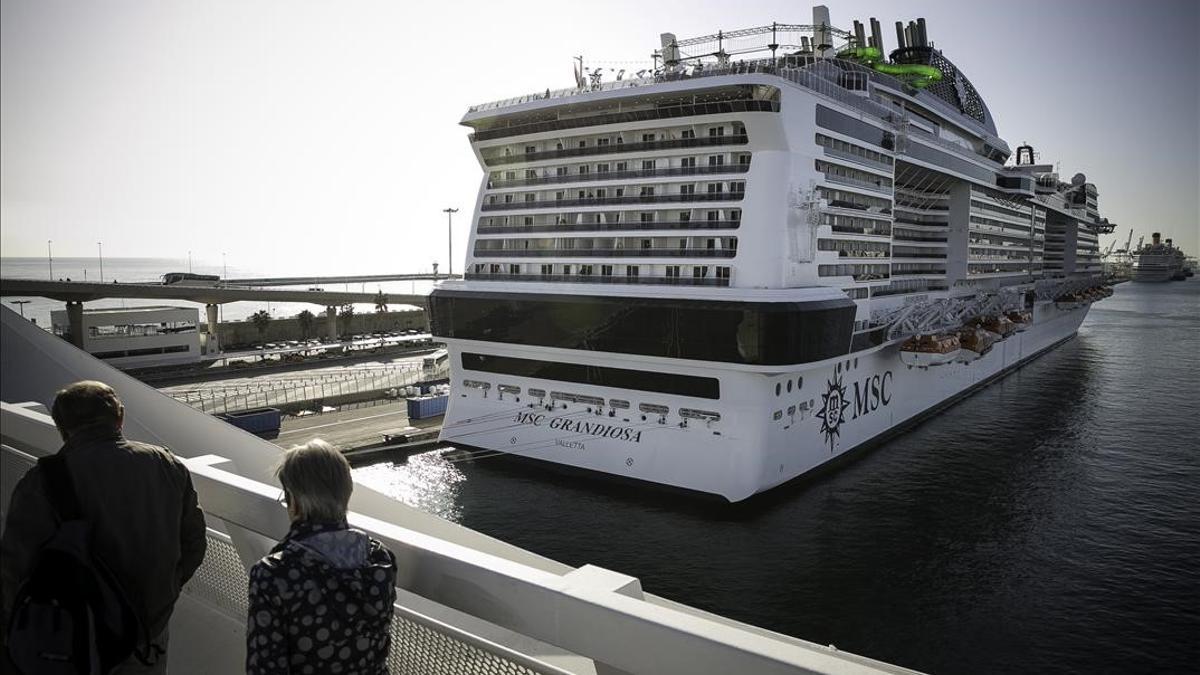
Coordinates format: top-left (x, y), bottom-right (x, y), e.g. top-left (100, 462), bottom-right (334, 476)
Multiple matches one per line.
top-left (6, 454), bottom-right (158, 674)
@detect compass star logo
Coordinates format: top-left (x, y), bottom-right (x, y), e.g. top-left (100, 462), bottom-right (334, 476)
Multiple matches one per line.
top-left (816, 374), bottom-right (850, 451)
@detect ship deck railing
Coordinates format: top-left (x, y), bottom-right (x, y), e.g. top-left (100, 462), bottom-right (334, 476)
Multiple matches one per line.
top-left (1, 400), bottom-right (917, 675)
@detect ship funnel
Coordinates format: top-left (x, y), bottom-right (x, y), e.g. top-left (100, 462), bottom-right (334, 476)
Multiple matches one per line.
top-left (895, 21), bottom-right (906, 49)
top-left (1152, 232), bottom-right (1162, 245)
top-left (853, 20), bottom-right (866, 48)
top-left (870, 18), bottom-right (884, 53)
top-left (801, 35), bottom-right (811, 52)
top-left (813, 5), bottom-right (832, 55)
top-left (917, 17), bottom-right (928, 46)
top-left (660, 33), bottom-right (680, 67)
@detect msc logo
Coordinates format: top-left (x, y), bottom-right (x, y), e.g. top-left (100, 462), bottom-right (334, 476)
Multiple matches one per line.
top-left (816, 370), bottom-right (893, 451)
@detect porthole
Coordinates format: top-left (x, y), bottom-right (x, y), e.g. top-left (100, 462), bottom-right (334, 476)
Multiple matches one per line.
top-left (786, 380), bottom-right (793, 393)
top-left (796, 376), bottom-right (803, 390)
top-left (775, 382), bottom-right (781, 396)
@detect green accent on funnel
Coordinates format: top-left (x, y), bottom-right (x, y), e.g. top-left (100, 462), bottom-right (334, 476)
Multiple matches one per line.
top-left (836, 46), bottom-right (882, 63)
top-left (872, 62), bottom-right (943, 88)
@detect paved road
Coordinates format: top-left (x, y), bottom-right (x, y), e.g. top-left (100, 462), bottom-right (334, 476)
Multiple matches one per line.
top-left (273, 401), bottom-right (440, 450)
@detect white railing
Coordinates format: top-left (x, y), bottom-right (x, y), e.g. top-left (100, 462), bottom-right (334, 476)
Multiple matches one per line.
top-left (1, 402), bottom-right (917, 675)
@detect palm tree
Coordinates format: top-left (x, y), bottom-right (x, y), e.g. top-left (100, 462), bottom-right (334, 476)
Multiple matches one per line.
top-left (296, 309), bottom-right (315, 340)
top-left (373, 291), bottom-right (389, 313)
top-left (337, 304), bottom-right (355, 338)
top-left (250, 310), bottom-right (271, 350)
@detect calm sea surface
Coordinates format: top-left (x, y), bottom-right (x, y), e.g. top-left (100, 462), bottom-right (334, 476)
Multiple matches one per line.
top-left (353, 280), bottom-right (1200, 674)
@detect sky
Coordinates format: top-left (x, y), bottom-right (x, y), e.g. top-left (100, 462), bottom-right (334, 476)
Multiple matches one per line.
top-left (2, 0), bottom-right (1198, 275)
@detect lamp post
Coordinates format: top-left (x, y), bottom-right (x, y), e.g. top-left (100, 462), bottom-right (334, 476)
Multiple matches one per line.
top-left (188, 250), bottom-right (193, 273)
top-left (47, 240), bottom-right (53, 280)
top-left (97, 242), bottom-right (104, 282)
top-left (9, 300), bottom-right (30, 318)
top-left (442, 207), bottom-right (458, 276)
top-left (222, 252), bottom-right (227, 280)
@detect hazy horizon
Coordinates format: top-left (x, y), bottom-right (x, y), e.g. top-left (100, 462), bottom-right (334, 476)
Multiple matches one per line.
top-left (3, 0), bottom-right (1198, 271)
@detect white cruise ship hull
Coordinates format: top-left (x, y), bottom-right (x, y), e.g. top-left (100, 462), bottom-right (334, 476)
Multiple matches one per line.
top-left (439, 300), bottom-right (1088, 502)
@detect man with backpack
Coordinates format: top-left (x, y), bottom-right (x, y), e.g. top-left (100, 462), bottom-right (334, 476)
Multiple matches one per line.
top-left (1, 380), bottom-right (208, 674)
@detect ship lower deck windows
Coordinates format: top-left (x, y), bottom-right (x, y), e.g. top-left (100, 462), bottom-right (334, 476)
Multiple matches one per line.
top-left (461, 352), bottom-right (720, 399)
top-left (432, 291), bottom-right (856, 366)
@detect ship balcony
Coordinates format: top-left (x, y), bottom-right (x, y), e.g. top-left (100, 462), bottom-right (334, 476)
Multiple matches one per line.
top-left (476, 219), bottom-right (742, 235)
top-left (481, 192), bottom-right (744, 212)
top-left (470, 99), bottom-right (778, 142)
top-left (482, 134), bottom-right (749, 167)
top-left (472, 248), bottom-right (737, 259)
top-left (463, 271), bottom-right (731, 287)
top-left (828, 223), bottom-right (893, 238)
top-left (487, 164), bottom-right (750, 190)
top-left (822, 146), bottom-right (895, 173)
top-left (820, 173), bottom-right (893, 195)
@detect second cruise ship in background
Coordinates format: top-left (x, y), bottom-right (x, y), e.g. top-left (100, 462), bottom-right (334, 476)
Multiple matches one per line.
top-left (430, 6), bottom-right (1116, 502)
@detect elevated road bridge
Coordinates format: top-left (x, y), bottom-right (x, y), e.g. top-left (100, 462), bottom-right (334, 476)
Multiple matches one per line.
top-left (225, 273), bottom-right (459, 287)
top-left (0, 277), bottom-right (432, 349)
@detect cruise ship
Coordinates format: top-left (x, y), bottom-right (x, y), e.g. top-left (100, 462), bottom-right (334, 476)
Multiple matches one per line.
top-left (429, 7), bottom-right (1115, 502)
top-left (1131, 232), bottom-right (1187, 282)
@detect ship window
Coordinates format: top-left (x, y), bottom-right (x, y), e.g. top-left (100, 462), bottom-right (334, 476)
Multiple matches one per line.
top-left (787, 379), bottom-right (793, 393)
top-left (665, 265), bottom-right (680, 278)
top-left (773, 410), bottom-right (783, 420)
top-left (680, 185), bottom-right (695, 195)
top-left (557, 167), bottom-right (568, 177)
top-left (525, 145), bottom-right (536, 153)
top-left (642, 160), bottom-right (656, 171)
top-left (716, 266), bottom-right (731, 279)
top-left (707, 211), bottom-right (719, 221)
top-left (693, 266), bottom-right (709, 278)
top-left (679, 212), bottom-right (691, 222)
top-left (578, 140), bottom-right (587, 148)
top-left (462, 353), bottom-right (720, 399)
top-left (706, 239), bottom-right (716, 250)
top-left (796, 376), bottom-right (803, 389)
top-left (681, 157), bottom-right (696, 168)
top-left (709, 126), bottom-right (725, 137)
top-left (625, 266), bottom-right (639, 277)
top-left (540, 264), bottom-right (552, 275)
top-left (640, 213), bottom-right (654, 222)
top-left (524, 217), bottom-right (533, 225)
top-left (641, 239), bottom-right (652, 249)
top-left (707, 183), bottom-right (723, 193)
top-left (578, 165), bottom-right (589, 174)
top-left (562, 264), bottom-right (572, 274)
top-left (616, 162), bottom-right (627, 171)
top-left (708, 155), bottom-right (724, 166)
top-left (775, 382), bottom-right (781, 397)
top-left (640, 186), bottom-right (655, 197)
top-left (601, 265), bottom-right (613, 276)
top-left (598, 138), bottom-right (610, 146)
top-left (642, 133), bottom-right (655, 142)
top-left (556, 142), bottom-right (564, 150)
top-left (509, 264), bottom-right (520, 275)
top-left (681, 129), bottom-right (696, 139)
top-left (597, 163), bottom-right (610, 173)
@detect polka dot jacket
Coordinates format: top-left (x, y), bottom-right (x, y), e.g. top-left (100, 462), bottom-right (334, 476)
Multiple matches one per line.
top-left (247, 520), bottom-right (398, 674)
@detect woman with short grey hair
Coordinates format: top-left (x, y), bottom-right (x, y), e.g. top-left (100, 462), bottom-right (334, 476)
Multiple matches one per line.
top-left (246, 439), bottom-right (397, 674)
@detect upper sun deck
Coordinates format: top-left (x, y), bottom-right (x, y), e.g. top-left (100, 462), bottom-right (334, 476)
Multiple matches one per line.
top-left (462, 12), bottom-right (1006, 155)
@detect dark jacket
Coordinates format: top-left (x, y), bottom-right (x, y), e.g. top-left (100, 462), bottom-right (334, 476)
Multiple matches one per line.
top-left (246, 520), bottom-right (397, 675)
top-left (0, 427), bottom-right (207, 639)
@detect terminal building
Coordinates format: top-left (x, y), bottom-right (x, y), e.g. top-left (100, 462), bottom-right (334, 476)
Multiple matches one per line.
top-left (50, 305), bottom-right (202, 369)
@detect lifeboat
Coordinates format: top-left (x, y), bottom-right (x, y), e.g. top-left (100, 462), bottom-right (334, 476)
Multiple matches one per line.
top-left (1005, 310), bottom-right (1032, 332)
top-left (900, 332), bottom-right (961, 368)
top-left (1054, 292), bottom-right (1084, 310)
top-left (956, 326), bottom-right (1000, 362)
top-left (972, 314), bottom-right (1017, 338)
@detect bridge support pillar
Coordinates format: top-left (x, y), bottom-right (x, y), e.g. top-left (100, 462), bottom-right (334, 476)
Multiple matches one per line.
top-left (65, 301), bottom-right (85, 348)
top-left (326, 306), bottom-right (338, 342)
top-left (205, 303), bottom-right (220, 354)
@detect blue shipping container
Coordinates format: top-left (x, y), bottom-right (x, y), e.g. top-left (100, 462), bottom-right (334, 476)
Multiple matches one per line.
top-left (406, 395), bottom-right (448, 420)
top-left (220, 407), bottom-right (282, 436)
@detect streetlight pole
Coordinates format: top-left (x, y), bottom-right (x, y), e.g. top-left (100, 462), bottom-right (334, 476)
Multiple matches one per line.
top-left (47, 240), bottom-right (53, 280)
top-left (97, 242), bottom-right (104, 282)
top-left (222, 252), bottom-right (227, 280)
top-left (442, 207), bottom-right (458, 276)
top-left (188, 250), bottom-right (192, 273)
top-left (9, 300), bottom-right (30, 318)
